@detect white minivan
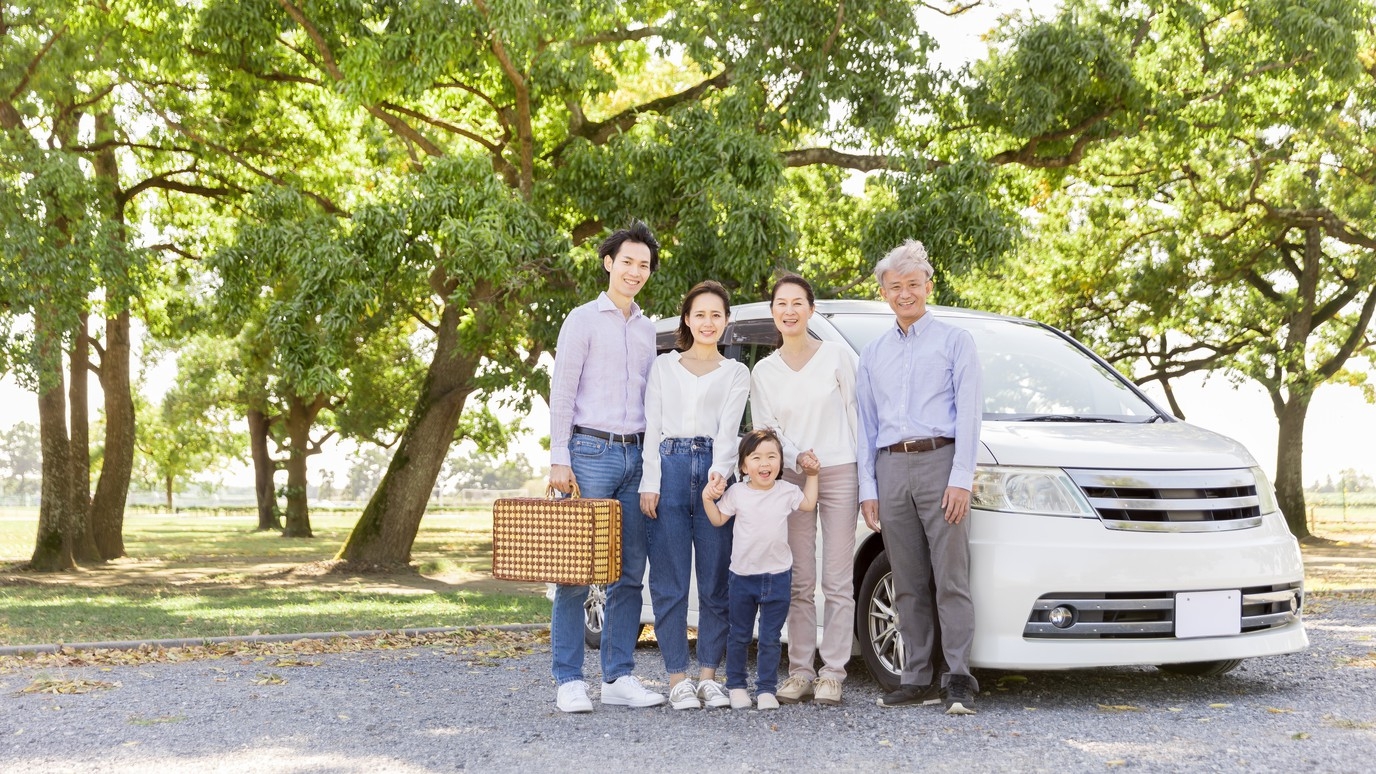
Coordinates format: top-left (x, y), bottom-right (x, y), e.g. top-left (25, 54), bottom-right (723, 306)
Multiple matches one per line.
top-left (583, 300), bottom-right (1307, 689)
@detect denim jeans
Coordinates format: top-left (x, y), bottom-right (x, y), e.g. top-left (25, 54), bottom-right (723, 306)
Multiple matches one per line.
top-left (647, 437), bottom-right (732, 674)
top-left (551, 433), bottom-right (648, 685)
top-left (725, 569), bottom-right (791, 695)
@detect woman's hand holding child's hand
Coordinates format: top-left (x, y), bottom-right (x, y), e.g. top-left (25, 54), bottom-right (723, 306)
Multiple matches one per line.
top-left (799, 450), bottom-right (821, 477)
top-left (702, 472), bottom-right (727, 501)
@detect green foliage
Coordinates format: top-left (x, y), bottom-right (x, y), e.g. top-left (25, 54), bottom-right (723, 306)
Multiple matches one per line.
top-left (133, 338), bottom-right (248, 502)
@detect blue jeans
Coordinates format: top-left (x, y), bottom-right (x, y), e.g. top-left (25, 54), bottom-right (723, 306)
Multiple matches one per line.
top-left (551, 433), bottom-right (648, 685)
top-left (726, 569), bottom-right (791, 695)
top-left (646, 437), bottom-right (732, 674)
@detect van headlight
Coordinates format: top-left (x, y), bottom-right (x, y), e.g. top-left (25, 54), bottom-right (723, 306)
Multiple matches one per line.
top-left (972, 466), bottom-right (1097, 518)
top-left (1250, 467), bottom-right (1280, 514)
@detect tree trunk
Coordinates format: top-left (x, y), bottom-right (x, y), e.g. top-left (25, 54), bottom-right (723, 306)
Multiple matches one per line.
top-left (248, 407), bottom-right (282, 531)
top-left (165, 474), bottom-right (174, 512)
top-left (91, 310), bottom-right (133, 559)
top-left (281, 395), bottom-right (316, 538)
top-left (337, 300), bottom-right (476, 566)
top-left (1273, 392), bottom-right (1312, 540)
top-left (30, 316), bottom-right (77, 571)
top-left (69, 313), bottom-right (102, 563)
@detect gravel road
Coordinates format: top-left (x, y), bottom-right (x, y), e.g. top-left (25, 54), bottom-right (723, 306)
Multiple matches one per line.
top-left (2, 594), bottom-right (1373, 773)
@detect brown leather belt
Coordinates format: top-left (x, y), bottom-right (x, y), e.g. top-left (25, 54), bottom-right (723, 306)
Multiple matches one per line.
top-left (882, 437), bottom-right (954, 454)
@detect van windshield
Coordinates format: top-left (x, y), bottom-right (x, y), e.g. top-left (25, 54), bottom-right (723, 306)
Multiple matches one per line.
top-left (825, 313), bottom-right (1163, 422)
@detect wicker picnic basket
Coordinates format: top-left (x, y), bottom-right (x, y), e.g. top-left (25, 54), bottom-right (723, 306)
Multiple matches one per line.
top-left (491, 483), bottom-right (622, 585)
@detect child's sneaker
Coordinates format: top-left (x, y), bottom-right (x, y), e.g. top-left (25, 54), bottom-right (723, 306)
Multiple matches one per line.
top-left (668, 679), bottom-right (701, 710)
top-left (776, 675), bottom-right (813, 704)
top-left (756, 692), bottom-right (779, 710)
top-left (729, 688), bottom-right (752, 710)
top-left (697, 678), bottom-right (730, 709)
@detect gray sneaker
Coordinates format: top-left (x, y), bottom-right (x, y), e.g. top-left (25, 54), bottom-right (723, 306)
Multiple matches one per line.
top-left (668, 679), bottom-right (701, 710)
top-left (697, 678), bottom-right (730, 709)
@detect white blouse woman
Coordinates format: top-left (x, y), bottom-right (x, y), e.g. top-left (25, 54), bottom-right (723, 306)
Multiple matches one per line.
top-left (639, 280), bottom-right (750, 710)
top-left (749, 274), bottom-right (859, 706)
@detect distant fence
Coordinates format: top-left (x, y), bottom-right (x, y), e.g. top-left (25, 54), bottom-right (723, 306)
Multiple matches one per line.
top-left (1307, 490), bottom-right (1376, 533)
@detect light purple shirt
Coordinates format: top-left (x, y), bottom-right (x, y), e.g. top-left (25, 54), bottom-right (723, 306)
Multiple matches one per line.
top-left (549, 292), bottom-right (657, 467)
top-left (857, 311), bottom-right (983, 501)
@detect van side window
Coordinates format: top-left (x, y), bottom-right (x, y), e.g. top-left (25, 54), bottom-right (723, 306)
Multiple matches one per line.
top-left (723, 319), bottom-right (785, 433)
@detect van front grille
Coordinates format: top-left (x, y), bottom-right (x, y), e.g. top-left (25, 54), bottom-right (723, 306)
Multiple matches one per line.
top-left (1065, 468), bottom-right (1264, 532)
top-left (1023, 582), bottom-right (1303, 639)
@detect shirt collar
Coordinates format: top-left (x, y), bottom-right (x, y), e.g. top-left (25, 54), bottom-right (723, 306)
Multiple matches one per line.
top-left (893, 311), bottom-right (934, 339)
top-left (596, 291), bottom-right (642, 320)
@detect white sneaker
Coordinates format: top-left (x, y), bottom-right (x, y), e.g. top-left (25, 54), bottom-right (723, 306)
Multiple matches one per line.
top-left (556, 680), bottom-right (592, 713)
top-left (600, 675), bottom-right (666, 708)
top-left (757, 692), bottom-right (779, 710)
top-left (668, 679), bottom-right (701, 710)
top-left (729, 688), bottom-right (752, 710)
top-left (697, 678), bottom-right (730, 709)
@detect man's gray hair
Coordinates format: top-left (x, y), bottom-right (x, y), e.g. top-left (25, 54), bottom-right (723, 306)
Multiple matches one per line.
top-left (873, 240), bottom-right (934, 285)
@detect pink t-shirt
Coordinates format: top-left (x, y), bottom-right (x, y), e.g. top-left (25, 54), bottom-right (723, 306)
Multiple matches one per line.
top-left (715, 480), bottom-right (804, 575)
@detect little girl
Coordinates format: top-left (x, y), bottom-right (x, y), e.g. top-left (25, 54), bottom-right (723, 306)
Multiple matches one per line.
top-left (702, 428), bottom-right (820, 710)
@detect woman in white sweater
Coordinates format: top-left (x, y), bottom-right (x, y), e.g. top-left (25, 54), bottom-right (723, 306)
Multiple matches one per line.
top-left (749, 274), bottom-right (859, 706)
top-left (639, 280), bottom-right (751, 710)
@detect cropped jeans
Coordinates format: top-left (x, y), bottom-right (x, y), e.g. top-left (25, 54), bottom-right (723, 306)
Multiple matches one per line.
top-left (726, 569), bottom-right (792, 696)
top-left (646, 437), bottom-right (733, 675)
top-left (551, 433), bottom-right (648, 685)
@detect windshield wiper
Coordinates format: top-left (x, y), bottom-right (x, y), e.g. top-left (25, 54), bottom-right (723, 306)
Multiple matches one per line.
top-left (1018, 415), bottom-right (1125, 423)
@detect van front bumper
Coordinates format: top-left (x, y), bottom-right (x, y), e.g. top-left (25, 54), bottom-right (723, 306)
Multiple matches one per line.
top-left (968, 509), bottom-right (1308, 670)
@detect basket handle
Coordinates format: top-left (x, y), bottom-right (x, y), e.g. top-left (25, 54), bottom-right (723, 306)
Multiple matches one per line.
top-left (546, 481), bottom-right (582, 500)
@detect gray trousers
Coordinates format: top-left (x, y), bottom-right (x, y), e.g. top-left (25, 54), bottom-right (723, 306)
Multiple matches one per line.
top-left (876, 444), bottom-right (977, 689)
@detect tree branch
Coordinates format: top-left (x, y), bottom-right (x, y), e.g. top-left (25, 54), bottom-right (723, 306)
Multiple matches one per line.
top-left (379, 101), bottom-right (503, 154)
top-left (8, 22), bottom-right (66, 103)
top-left (473, 0), bottom-right (534, 198)
top-left (783, 147), bottom-right (909, 172)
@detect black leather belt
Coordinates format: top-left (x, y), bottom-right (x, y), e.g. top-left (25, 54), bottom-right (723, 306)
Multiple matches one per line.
top-left (882, 437), bottom-right (954, 453)
top-left (574, 425), bottom-right (644, 445)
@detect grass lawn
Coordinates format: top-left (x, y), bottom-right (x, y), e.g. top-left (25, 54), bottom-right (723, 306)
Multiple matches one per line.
top-left (0, 508), bottom-right (550, 646)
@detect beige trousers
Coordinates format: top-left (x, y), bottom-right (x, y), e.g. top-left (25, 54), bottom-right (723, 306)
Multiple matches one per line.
top-left (782, 464), bottom-right (859, 681)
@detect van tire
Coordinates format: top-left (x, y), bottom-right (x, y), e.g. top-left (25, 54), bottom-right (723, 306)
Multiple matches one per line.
top-left (584, 584), bottom-right (608, 649)
top-left (582, 584), bottom-right (646, 649)
top-left (857, 551), bottom-right (904, 692)
top-left (1156, 659), bottom-right (1242, 677)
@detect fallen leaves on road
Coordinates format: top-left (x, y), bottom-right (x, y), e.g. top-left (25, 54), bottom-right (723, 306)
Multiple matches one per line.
top-left (252, 673), bottom-right (286, 685)
top-left (19, 676), bottom-right (117, 695)
top-left (1096, 704), bottom-right (1143, 712)
top-left (0, 628), bottom-right (546, 674)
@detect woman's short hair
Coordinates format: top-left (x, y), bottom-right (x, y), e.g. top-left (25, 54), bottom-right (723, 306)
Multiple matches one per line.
top-left (736, 428), bottom-right (783, 477)
top-left (676, 280), bottom-right (731, 350)
top-left (873, 240), bottom-right (934, 286)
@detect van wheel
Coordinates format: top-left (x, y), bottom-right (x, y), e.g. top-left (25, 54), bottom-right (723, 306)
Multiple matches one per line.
top-left (1156, 659), bottom-right (1242, 677)
top-left (857, 551), bottom-right (903, 692)
top-left (582, 584), bottom-right (646, 649)
top-left (584, 584), bottom-right (608, 649)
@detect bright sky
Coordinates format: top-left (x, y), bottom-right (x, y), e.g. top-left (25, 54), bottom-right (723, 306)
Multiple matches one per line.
top-left (3, 1), bottom-right (1373, 489)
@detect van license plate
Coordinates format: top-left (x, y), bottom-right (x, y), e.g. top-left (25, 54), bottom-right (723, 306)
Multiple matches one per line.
top-left (1175, 590), bottom-right (1241, 638)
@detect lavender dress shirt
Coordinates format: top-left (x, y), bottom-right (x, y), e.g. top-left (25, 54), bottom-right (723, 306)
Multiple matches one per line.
top-left (548, 292), bottom-right (657, 468)
top-left (856, 311), bottom-right (983, 502)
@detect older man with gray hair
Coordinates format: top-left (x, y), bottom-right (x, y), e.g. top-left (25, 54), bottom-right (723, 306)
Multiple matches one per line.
top-left (857, 239), bottom-right (982, 714)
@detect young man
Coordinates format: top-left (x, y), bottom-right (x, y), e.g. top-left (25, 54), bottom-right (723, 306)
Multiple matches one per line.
top-left (547, 220), bottom-right (667, 713)
top-left (856, 239), bottom-right (983, 715)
